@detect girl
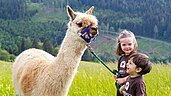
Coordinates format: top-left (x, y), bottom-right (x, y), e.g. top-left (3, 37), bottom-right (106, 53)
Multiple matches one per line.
top-left (114, 29), bottom-right (138, 96)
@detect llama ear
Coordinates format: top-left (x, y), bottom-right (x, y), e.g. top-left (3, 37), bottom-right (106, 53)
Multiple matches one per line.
top-left (85, 6), bottom-right (94, 14)
top-left (67, 5), bottom-right (77, 21)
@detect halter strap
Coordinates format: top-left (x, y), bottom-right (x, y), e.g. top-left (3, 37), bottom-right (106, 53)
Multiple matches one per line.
top-left (80, 24), bottom-right (97, 43)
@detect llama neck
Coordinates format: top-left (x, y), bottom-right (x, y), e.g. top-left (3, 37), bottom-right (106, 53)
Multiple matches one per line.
top-left (49, 29), bottom-right (87, 95)
top-left (52, 28), bottom-right (87, 71)
top-left (41, 27), bottom-right (88, 96)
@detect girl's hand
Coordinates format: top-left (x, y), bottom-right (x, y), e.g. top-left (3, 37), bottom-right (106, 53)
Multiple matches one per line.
top-left (113, 74), bottom-right (118, 80)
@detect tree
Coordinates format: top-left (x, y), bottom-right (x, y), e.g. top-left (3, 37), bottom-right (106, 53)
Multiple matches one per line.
top-left (0, 49), bottom-right (15, 61)
top-left (43, 38), bottom-right (53, 54)
top-left (154, 25), bottom-right (159, 39)
top-left (0, 0), bottom-right (26, 20)
top-left (32, 38), bottom-right (42, 49)
top-left (21, 37), bottom-right (32, 51)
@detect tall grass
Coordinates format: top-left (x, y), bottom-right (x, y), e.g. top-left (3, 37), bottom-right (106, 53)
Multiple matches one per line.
top-left (144, 64), bottom-right (171, 96)
top-left (0, 61), bottom-right (171, 96)
top-left (0, 61), bottom-right (15, 96)
top-left (68, 61), bottom-right (116, 96)
top-left (68, 61), bottom-right (171, 96)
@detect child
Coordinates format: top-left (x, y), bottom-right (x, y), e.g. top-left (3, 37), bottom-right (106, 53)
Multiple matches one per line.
top-left (119, 53), bottom-right (152, 96)
top-left (114, 30), bottom-right (138, 96)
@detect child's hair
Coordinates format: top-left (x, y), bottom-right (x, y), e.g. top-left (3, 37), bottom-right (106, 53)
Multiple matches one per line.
top-left (129, 53), bottom-right (152, 75)
top-left (115, 29), bottom-right (138, 56)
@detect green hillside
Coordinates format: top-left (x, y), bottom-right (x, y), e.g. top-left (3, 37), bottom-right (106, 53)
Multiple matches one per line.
top-left (0, 0), bottom-right (171, 63)
top-left (90, 33), bottom-right (171, 63)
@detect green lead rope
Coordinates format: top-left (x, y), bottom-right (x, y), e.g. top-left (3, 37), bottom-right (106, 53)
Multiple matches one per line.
top-left (86, 44), bottom-right (121, 91)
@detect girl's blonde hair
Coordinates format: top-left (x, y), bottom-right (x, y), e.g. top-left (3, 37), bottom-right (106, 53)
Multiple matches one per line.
top-left (115, 29), bottom-right (138, 56)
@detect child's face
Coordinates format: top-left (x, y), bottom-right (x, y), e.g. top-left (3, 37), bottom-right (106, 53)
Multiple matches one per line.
top-left (126, 58), bottom-right (139, 76)
top-left (120, 37), bottom-right (134, 55)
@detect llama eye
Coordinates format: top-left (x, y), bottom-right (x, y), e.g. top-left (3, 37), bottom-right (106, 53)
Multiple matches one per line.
top-left (77, 22), bottom-right (83, 27)
top-left (91, 28), bottom-right (96, 31)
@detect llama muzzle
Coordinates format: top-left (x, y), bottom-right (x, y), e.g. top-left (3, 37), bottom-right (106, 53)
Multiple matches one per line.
top-left (79, 24), bottom-right (98, 43)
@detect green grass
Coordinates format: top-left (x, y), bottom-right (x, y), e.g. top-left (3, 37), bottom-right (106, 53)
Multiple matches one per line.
top-left (144, 64), bottom-right (171, 96)
top-left (26, 2), bottom-right (67, 23)
top-left (69, 62), bottom-right (171, 96)
top-left (27, 2), bottom-right (43, 12)
top-left (68, 61), bottom-right (116, 96)
top-left (0, 61), bottom-right (15, 96)
top-left (0, 61), bottom-right (171, 96)
top-left (31, 11), bottom-right (67, 23)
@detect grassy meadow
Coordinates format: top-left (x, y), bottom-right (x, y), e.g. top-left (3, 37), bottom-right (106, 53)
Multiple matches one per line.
top-left (0, 60), bottom-right (171, 96)
top-left (0, 61), bottom-right (15, 96)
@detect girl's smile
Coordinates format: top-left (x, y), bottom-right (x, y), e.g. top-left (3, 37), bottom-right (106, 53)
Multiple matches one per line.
top-left (120, 37), bottom-right (134, 55)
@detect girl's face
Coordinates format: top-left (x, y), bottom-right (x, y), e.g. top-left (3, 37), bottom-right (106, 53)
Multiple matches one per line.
top-left (126, 58), bottom-right (138, 76)
top-left (120, 37), bottom-right (134, 55)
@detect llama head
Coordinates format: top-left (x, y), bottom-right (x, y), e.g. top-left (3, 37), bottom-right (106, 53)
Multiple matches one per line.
top-left (67, 5), bottom-right (99, 43)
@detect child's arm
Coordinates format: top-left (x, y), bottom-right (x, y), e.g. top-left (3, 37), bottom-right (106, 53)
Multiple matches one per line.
top-left (116, 76), bottom-right (129, 85)
top-left (119, 85), bottom-right (126, 95)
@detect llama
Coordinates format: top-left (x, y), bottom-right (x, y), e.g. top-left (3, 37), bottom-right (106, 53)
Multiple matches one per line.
top-left (12, 5), bottom-right (98, 96)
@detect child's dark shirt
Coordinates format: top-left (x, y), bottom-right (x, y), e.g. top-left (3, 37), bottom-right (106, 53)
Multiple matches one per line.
top-left (118, 55), bottom-right (129, 78)
top-left (117, 55), bottom-right (129, 96)
top-left (124, 76), bottom-right (147, 96)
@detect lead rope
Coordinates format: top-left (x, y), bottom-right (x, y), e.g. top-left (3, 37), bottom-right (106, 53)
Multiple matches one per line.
top-left (86, 44), bottom-right (121, 91)
top-left (86, 44), bottom-right (119, 75)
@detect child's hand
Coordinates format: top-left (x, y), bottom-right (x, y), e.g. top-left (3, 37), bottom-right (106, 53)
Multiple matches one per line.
top-left (116, 78), bottom-right (125, 85)
top-left (113, 74), bottom-right (117, 80)
top-left (116, 76), bottom-right (128, 85)
top-left (113, 73), bottom-right (123, 84)
top-left (119, 85), bottom-right (125, 94)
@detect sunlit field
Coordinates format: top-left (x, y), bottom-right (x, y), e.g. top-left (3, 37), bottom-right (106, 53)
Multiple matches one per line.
top-left (0, 61), bottom-right (171, 96)
top-left (0, 61), bottom-right (15, 96)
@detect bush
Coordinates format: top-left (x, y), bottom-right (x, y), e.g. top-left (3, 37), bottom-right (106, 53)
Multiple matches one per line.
top-left (0, 50), bottom-right (16, 62)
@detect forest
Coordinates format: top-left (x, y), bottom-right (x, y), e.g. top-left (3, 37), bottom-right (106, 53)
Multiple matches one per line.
top-left (0, 0), bottom-right (171, 62)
